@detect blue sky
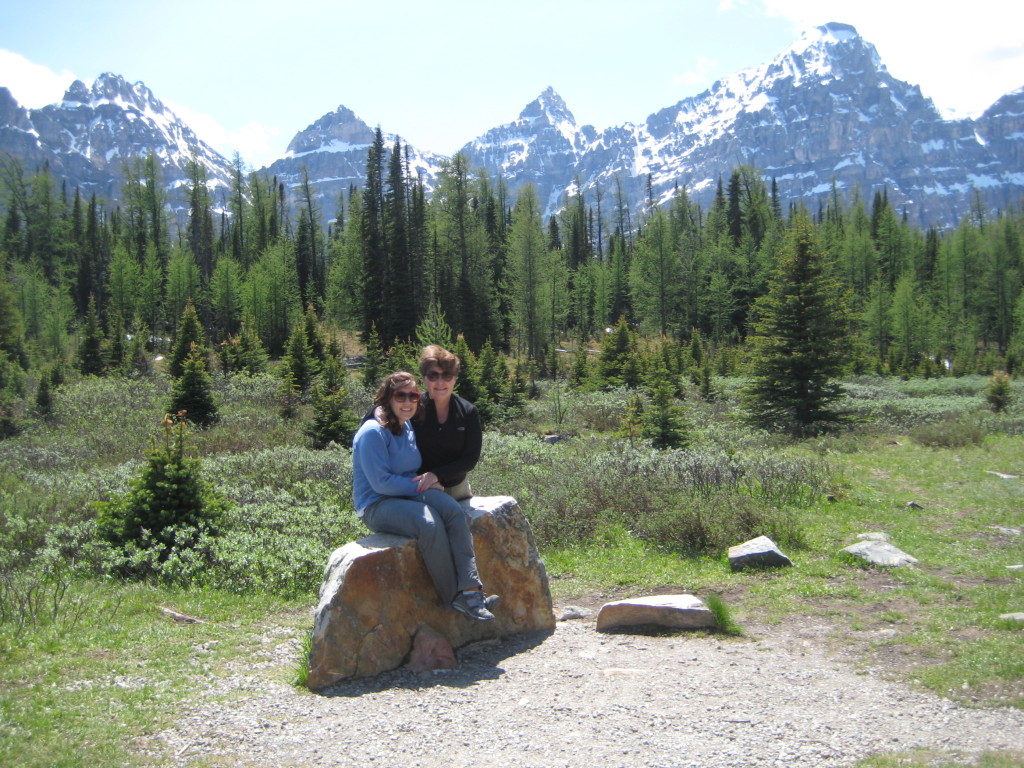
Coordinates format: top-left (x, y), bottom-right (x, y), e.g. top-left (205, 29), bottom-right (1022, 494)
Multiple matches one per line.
top-left (2, 0), bottom-right (1022, 170)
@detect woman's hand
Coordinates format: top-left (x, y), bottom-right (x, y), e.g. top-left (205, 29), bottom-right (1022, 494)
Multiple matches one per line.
top-left (414, 472), bottom-right (443, 493)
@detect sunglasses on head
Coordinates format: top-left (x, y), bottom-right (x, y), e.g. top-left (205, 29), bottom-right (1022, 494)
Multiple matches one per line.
top-left (425, 370), bottom-right (455, 382)
top-left (392, 390), bottom-right (421, 403)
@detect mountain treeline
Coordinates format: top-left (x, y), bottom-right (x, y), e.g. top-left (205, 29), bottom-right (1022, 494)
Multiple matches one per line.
top-left (2, 131), bottom-right (1023, 385)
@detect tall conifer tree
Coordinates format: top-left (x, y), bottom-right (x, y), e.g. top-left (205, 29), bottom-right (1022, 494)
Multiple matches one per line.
top-left (743, 212), bottom-right (850, 435)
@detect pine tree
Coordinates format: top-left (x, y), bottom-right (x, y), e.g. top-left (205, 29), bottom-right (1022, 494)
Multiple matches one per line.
top-left (360, 325), bottom-right (387, 390)
top-left (643, 367), bottom-right (690, 449)
top-left (984, 370), bottom-right (1013, 413)
top-left (415, 300), bottom-right (453, 350)
top-left (278, 370), bottom-right (301, 420)
top-left (168, 300), bottom-right (208, 378)
top-left (169, 344), bottom-right (219, 427)
top-left (122, 327), bottom-right (151, 378)
top-left (743, 212), bottom-right (851, 436)
top-left (34, 368), bottom-right (54, 417)
top-left (302, 303), bottom-right (327, 362)
top-left (77, 295), bottom-right (107, 376)
top-left (219, 316), bottom-right (269, 377)
top-left (209, 257), bottom-right (243, 340)
top-left (304, 381), bottom-right (361, 449)
top-left (0, 271), bottom-right (26, 365)
top-left (598, 316), bottom-right (638, 389)
top-left (570, 335), bottom-right (592, 389)
top-left (281, 319), bottom-right (316, 393)
top-left (619, 393), bottom-right (645, 448)
top-left (509, 183), bottom-right (548, 364)
top-left (452, 336), bottom-right (483, 403)
top-left (360, 129), bottom-right (388, 343)
top-left (698, 358), bottom-right (720, 402)
top-left (242, 242), bottom-right (299, 357)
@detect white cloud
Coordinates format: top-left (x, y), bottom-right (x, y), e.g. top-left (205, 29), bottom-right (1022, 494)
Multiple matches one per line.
top-left (0, 50), bottom-right (76, 107)
top-left (674, 56), bottom-right (719, 89)
top-left (165, 99), bottom-right (282, 169)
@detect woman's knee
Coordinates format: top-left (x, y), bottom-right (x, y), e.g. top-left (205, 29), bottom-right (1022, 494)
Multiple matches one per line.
top-left (420, 490), bottom-right (465, 522)
top-left (412, 506), bottom-right (448, 543)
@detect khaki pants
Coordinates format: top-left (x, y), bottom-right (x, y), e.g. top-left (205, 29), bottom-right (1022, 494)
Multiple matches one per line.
top-left (444, 479), bottom-right (473, 502)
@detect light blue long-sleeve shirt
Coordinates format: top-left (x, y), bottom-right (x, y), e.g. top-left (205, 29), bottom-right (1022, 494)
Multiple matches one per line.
top-left (351, 418), bottom-right (421, 514)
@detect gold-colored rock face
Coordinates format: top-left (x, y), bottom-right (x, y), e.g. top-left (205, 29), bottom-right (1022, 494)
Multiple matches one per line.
top-left (307, 496), bottom-right (555, 690)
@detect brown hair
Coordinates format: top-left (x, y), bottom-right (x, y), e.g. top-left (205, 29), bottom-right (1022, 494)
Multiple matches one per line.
top-left (418, 344), bottom-right (461, 378)
top-left (373, 371), bottom-right (420, 435)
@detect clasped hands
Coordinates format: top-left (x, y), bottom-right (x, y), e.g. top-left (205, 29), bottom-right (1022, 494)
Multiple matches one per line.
top-left (413, 472), bottom-right (444, 493)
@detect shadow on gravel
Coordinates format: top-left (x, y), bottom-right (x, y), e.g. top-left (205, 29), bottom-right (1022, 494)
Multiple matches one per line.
top-left (318, 629), bottom-right (555, 698)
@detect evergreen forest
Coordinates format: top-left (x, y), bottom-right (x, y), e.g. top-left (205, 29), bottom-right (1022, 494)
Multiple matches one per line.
top-left (1, 130), bottom-right (1023, 424)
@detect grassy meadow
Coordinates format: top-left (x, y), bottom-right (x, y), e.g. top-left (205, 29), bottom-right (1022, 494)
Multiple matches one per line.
top-left (1, 370), bottom-right (1023, 767)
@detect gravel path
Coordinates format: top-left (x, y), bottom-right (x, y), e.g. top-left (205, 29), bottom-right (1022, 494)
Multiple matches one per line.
top-left (154, 612), bottom-right (1024, 768)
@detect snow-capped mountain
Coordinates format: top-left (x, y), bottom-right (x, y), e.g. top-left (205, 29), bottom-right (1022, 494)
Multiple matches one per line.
top-left (2, 23), bottom-right (1022, 229)
top-left (459, 22), bottom-right (1024, 227)
top-left (0, 73), bottom-right (233, 211)
top-left (261, 106), bottom-right (446, 218)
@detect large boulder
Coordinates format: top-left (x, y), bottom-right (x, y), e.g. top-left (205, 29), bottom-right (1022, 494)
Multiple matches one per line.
top-left (307, 496), bottom-right (555, 690)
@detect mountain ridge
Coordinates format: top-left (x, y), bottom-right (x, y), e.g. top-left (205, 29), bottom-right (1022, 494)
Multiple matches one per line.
top-left (2, 22), bottom-right (1022, 229)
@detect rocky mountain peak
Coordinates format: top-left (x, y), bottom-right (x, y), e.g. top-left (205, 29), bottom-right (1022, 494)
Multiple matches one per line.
top-left (519, 86), bottom-right (576, 126)
top-left (285, 104), bottom-right (376, 157)
top-left (710, 22), bottom-right (885, 107)
top-left (62, 72), bottom-right (166, 117)
top-left (980, 85), bottom-right (1024, 120)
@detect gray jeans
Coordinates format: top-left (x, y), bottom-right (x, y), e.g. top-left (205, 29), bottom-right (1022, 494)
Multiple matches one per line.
top-left (361, 489), bottom-right (481, 604)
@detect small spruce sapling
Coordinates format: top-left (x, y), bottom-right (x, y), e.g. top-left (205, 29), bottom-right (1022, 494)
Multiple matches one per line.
top-left (96, 414), bottom-right (227, 560)
top-left (985, 370), bottom-right (1014, 413)
top-left (169, 344), bottom-right (219, 427)
top-left (305, 381), bottom-right (361, 449)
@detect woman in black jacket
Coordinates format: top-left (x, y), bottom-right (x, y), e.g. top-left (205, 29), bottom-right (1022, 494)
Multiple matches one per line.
top-left (412, 345), bottom-right (482, 501)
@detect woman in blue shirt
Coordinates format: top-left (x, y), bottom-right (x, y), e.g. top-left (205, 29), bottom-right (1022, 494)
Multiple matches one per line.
top-left (351, 371), bottom-right (497, 622)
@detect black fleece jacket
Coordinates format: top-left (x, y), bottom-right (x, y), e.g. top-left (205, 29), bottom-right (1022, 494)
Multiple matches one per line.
top-left (413, 394), bottom-right (482, 487)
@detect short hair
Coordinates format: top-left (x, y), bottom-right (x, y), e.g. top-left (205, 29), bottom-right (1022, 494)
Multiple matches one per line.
top-left (373, 371), bottom-right (420, 435)
top-left (418, 344), bottom-right (461, 378)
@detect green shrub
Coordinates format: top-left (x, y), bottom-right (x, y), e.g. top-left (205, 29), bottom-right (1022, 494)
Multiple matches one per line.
top-left (910, 413), bottom-right (986, 448)
top-left (474, 433), bottom-right (820, 554)
top-left (636, 492), bottom-right (802, 554)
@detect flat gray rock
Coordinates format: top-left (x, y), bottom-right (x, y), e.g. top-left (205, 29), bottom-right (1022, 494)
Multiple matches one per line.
top-left (841, 540), bottom-right (918, 567)
top-left (596, 594), bottom-right (716, 632)
top-left (999, 613), bottom-right (1024, 623)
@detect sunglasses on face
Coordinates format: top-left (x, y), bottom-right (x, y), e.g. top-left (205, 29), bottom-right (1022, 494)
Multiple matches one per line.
top-left (425, 371), bottom-right (455, 382)
top-left (392, 390), bottom-right (421, 403)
